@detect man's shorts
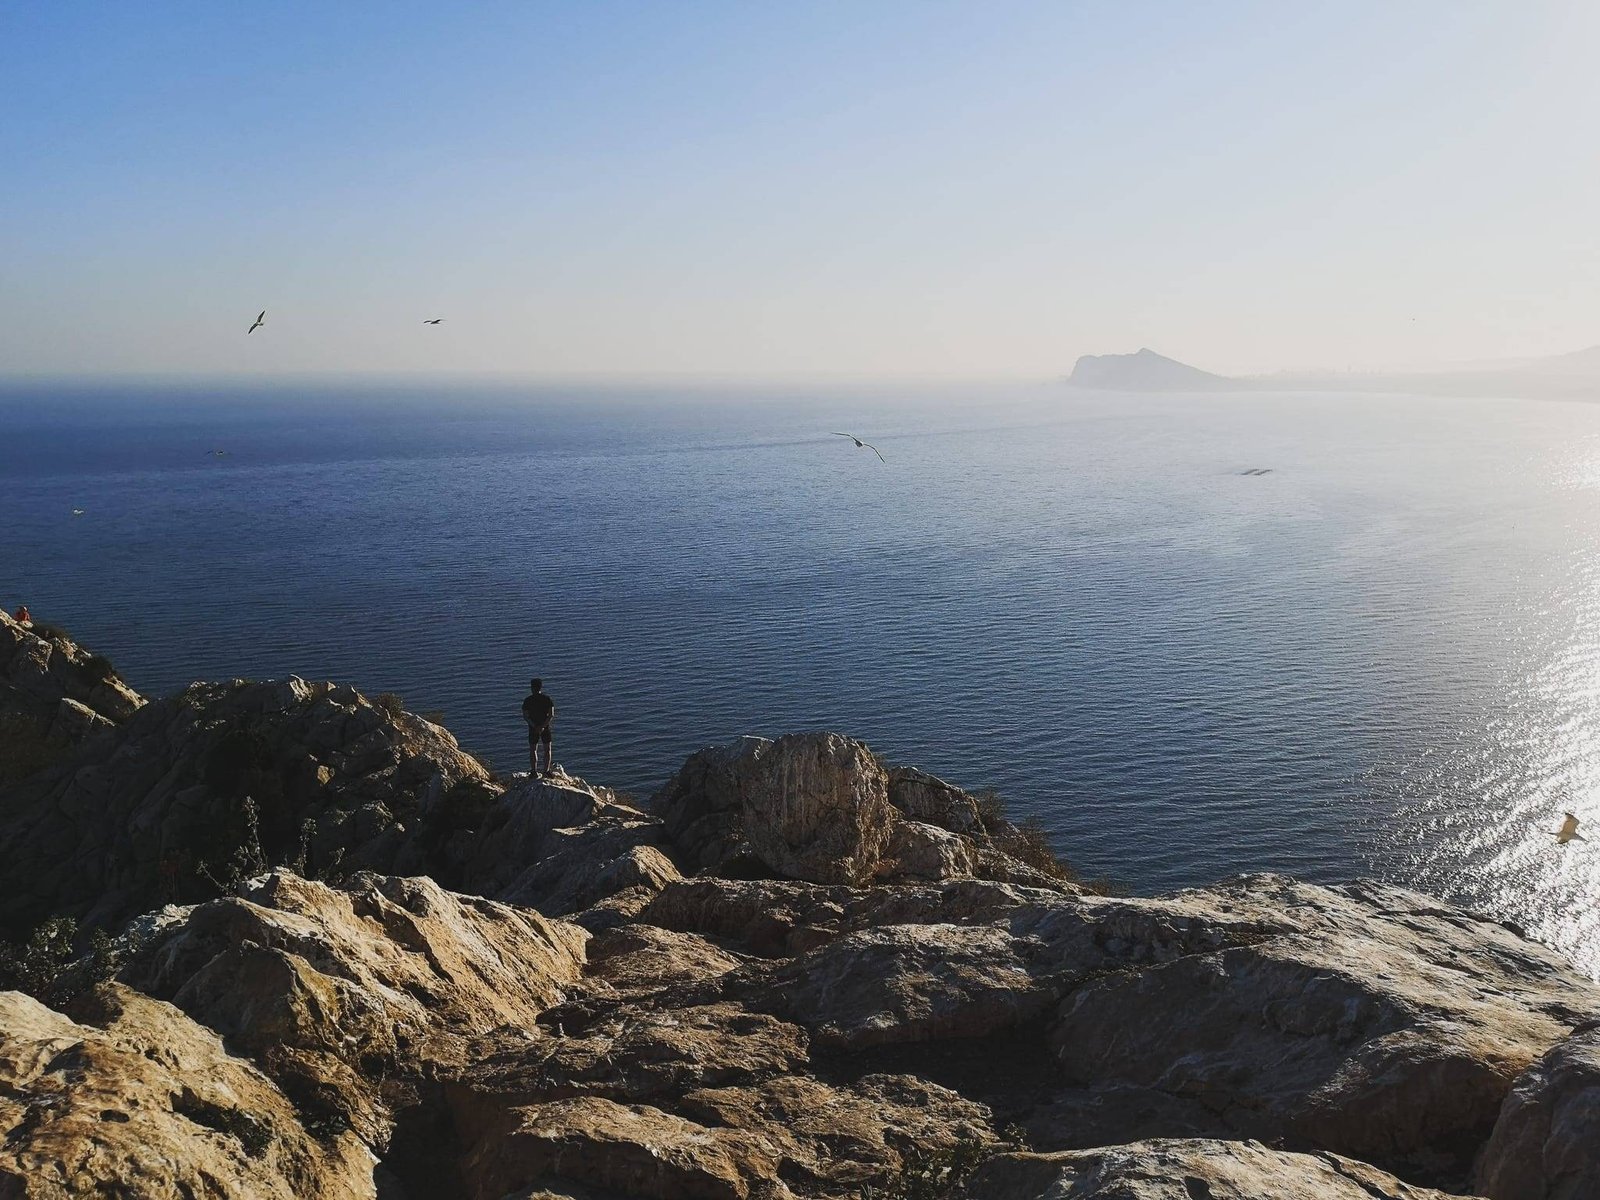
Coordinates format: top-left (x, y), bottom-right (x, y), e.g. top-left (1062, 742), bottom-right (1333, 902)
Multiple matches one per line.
top-left (528, 724), bottom-right (552, 745)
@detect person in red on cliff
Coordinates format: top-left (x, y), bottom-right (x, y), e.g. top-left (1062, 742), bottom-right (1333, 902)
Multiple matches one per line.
top-left (12, 605), bottom-right (31, 626)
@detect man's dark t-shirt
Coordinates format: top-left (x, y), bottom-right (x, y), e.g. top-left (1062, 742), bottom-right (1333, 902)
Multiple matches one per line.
top-left (522, 692), bottom-right (555, 736)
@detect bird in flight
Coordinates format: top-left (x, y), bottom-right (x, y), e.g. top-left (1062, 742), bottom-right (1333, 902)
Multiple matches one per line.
top-left (246, 310), bottom-right (266, 335)
top-left (422, 318), bottom-right (444, 325)
top-left (1552, 812), bottom-right (1586, 845)
top-left (831, 432), bottom-right (885, 463)
top-left (71, 508), bottom-right (85, 517)
top-left (207, 449), bottom-right (228, 457)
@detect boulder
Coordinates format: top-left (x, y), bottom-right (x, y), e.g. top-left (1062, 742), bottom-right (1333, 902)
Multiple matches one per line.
top-left (877, 818), bottom-right (977, 882)
top-left (122, 870), bottom-right (587, 1144)
top-left (964, 1138), bottom-right (1476, 1199)
top-left (1476, 1023), bottom-right (1600, 1200)
top-left (886, 766), bottom-right (984, 834)
top-left (499, 820), bottom-right (681, 917)
top-left (458, 1095), bottom-right (776, 1200)
top-left (0, 984), bottom-right (374, 1199)
top-left (654, 733), bottom-right (894, 885)
top-left (584, 924), bottom-right (745, 998)
top-left (449, 774), bottom-right (646, 897)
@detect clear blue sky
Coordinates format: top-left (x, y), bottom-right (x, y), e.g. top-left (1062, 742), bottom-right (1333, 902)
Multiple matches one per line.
top-left (3, 1), bottom-right (1596, 379)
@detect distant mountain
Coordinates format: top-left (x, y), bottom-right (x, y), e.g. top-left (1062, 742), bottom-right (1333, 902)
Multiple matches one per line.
top-left (1066, 345), bottom-right (1600, 398)
top-left (1067, 348), bottom-right (1234, 391)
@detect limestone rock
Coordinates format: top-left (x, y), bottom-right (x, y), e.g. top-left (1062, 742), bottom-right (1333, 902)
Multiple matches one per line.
top-left (886, 765), bottom-right (984, 834)
top-left (734, 922), bottom-right (1055, 1048)
top-left (1044, 877), bottom-right (1600, 1187)
top-left (1476, 1022), bottom-right (1600, 1200)
top-left (459, 1095), bottom-right (774, 1200)
top-left (499, 820), bottom-right (682, 917)
top-left (877, 818), bottom-right (977, 882)
top-left (0, 984), bottom-right (374, 1199)
top-left (584, 924), bottom-right (746, 998)
top-left (0, 676), bottom-right (491, 934)
top-left (449, 1002), bottom-right (808, 1116)
top-left (122, 870), bottom-right (587, 1144)
top-left (449, 774), bottom-right (645, 897)
top-left (964, 1138), bottom-right (1475, 1199)
top-left (642, 876), bottom-right (1082, 959)
top-left (0, 614), bottom-right (143, 788)
top-left (678, 1073), bottom-right (994, 1196)
top-left (654, 733), bottom-right (894, 885)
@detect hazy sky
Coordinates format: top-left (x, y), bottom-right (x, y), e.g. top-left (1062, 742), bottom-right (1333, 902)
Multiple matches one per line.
top-left (4, 2), bottom-right (1597, 380)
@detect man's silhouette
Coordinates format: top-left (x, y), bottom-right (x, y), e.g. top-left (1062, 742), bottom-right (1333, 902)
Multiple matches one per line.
top-left (522, 678), bottom-right (556, 776)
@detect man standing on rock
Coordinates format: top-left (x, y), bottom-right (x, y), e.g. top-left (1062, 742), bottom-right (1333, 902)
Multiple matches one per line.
top-left (522, 678), bottom-right (556, 777)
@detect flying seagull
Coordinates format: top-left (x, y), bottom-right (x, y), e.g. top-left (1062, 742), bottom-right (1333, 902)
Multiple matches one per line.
top-left (207, 449), bottom-right (228, 457)
top-left (830, 432), bottom-right (885, 463)
top-left (423, 318), bottom-right (444, 325)
top-left (71, 508), bottom-right (85, 517)
top-left (1552, 812), bottom-right (1586, 845)
top-left (247, 310), bottom-right (266, 335)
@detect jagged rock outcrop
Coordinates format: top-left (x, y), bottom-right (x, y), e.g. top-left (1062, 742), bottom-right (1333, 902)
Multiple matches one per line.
top-left (1038, 877), bottom-right (1600, 1186)
top-left (0, 612), bottom-right (142, 786)
top-left (1476, 1022), bottom-right (1600, 1200)
top-left (0, 984), bottom-right (374, 1199)
top-left (655, 733), bottom-right (896, 885)
top-left (2, 625), bottom-right (1598, 1200)
top-left (119, 870), bottom-right (587, 1146)
top-left (965, 1139), bottom-right (1474, 1199)
top-left (0, 674), bottom-right (490, 936)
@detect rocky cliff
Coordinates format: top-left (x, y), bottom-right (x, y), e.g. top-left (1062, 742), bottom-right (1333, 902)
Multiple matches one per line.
top-left (2, 613), bottom-right (1598, 1199)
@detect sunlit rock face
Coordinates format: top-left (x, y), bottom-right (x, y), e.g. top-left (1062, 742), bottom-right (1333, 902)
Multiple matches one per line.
top-left (2, 626), bottom-right (1599, 1197)
top-left (0, 985), bottom-right (376, 1200)
top-left (654, 732), bottom-right (897, 885)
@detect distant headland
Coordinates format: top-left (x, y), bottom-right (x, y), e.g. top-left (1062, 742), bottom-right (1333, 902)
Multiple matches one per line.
top-left (1068, 344), bottom-right (1600, 397)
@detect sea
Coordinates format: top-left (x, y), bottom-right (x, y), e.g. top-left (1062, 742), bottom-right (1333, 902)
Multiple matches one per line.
top-left (5, 379), bottom-right (1600, 975)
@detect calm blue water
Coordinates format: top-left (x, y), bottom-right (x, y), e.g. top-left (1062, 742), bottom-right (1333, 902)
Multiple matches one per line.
top-left (6, 380), bottom-right (1600, 973)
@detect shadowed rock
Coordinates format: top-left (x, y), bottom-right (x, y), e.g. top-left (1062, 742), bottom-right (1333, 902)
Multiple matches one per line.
top-left (965, 1138), bottom-right (1476, 1198)
top-left (0, 675), bottom-right (492, 935)
top-left (0, 613), bottom-right (142, 787)
top-left (1476, 1022), bottom-right (1600, 1200)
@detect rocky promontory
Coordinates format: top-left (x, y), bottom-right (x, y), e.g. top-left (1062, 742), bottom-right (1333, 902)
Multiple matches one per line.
top-left (2, 609), bottom-right (1598, 1199)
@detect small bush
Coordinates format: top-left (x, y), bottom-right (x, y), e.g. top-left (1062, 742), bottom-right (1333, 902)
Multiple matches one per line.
top-left (0, 916), bottom-right (130, 1008)
top-left (81, 653), bottom-right (118, 683)
top-left (196, 795), bottom-right (267, 894)
top-left (862, 1136), bottom-right (997, 1200)
top-left (969, 790), bottom-right (1120, 895)
top-left (374, 692), bottom-right (405, 718)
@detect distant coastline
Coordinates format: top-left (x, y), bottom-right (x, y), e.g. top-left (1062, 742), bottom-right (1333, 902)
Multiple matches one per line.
top-left (1068, 344), bottom-right (1600, 397)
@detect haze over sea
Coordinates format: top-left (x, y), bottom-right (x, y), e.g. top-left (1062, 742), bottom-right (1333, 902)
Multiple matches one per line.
top-left (6, 382), bottom-right (1600, 974)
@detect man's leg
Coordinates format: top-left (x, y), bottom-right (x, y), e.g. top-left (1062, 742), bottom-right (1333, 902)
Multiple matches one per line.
top-left (529, 736), bottom-right (539, 776)
top-left (539, 729), bottom-right (553, 775)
